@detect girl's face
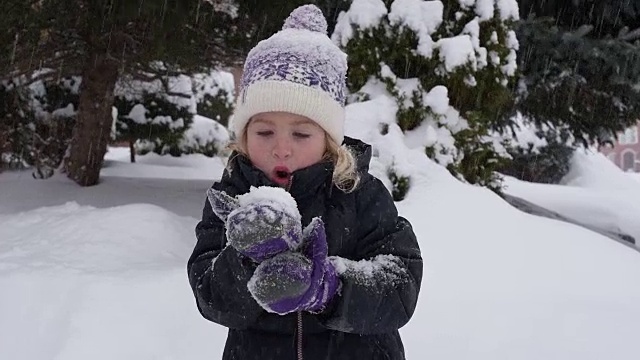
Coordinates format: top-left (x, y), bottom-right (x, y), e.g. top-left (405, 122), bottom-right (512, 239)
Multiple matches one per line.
top-left (246, 112), bottom-right (327, 187)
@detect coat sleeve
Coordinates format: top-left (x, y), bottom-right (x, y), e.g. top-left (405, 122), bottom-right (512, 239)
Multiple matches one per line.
top-left (187, 188), bottom-right (264, 329)
top-left (317, 176), bottom-right (423, 335)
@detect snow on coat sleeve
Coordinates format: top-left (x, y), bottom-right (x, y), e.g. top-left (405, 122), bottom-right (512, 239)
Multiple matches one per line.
top-left (318, 175), bottom-right (423, 335)
top-left (187, 187), bottom-right (264, 329)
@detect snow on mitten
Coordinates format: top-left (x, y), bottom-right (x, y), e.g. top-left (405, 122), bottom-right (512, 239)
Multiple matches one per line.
top-left (248, 251), bottom-right (313, 315)
top-left (247, 218), bottom-right (340, 315)
top-left (207, 186), bottom-right (303, 262)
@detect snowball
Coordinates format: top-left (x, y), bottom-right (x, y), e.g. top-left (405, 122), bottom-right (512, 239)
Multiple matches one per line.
top-left (236, 186), bottom-right (301, 221)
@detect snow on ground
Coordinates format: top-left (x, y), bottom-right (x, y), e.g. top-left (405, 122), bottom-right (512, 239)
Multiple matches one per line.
top-left (102, 145), bottom-right (226, 181)
top-left (503, 150), bottom-right (640, 246)
top-left (0, 154), bottom-right (224, 359)
top-left (1, 149), bottom-right (639, 359)
top-left (0, 202), bottom-right (215, 360)
top-left (1, 136), bottom-right (640, 359)
top-left (398, 154), bottom-right (640, 360)
top-left (0, 150), bottom-right (223, 218)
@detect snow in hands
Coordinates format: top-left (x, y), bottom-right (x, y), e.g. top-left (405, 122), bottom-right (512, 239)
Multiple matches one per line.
top-left (207, 186), bottom-right (304, 256)
top-left (235, 186), bottom-right (301, 222)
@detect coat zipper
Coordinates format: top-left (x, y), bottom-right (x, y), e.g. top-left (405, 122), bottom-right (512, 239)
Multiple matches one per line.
top-left (297, 311), bottom-right (304, 360)
top-left (286, 177), bottom-right (304, 360)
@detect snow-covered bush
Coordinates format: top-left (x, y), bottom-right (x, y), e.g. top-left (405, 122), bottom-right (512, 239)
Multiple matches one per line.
top-left (500, 114), bottom-right (575, 184)
top-left (192, 70), bottom-right (235, 127)
top-left (0, 74), bottom-right (79, 177)
top-left (178, 115), bottom-right (230, 157)
top-left (113, 74), bottom-right (194, 159)
top-left (333, 0), bottom-right (519, 190)
top-left (114, 69), bottom-right (234, 160)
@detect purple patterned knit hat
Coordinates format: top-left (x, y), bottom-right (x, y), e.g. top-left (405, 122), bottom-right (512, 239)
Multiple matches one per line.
top-left (232, 4), bottom-right (348, 144)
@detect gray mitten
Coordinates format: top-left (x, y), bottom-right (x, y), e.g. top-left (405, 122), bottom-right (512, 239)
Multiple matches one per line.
top-left (207, 186), bottom-right (303, 262)
top-left (247, 218), bottom-right (341, 315)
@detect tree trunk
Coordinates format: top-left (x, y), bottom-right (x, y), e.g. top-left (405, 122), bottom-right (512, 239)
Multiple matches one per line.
top-left (129, 139), bottom-right (136, 163)
top-left (64, 53), bottom-right (119, 186)
top-left (230, 66), bottom-right (243, 97)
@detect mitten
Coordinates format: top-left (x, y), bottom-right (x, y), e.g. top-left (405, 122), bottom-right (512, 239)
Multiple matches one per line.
top-left (247, 217), bottom-right (340, 315)
top-left (207, 186), bottom-right (303, 262)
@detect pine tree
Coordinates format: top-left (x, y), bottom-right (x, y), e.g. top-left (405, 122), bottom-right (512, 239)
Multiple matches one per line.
top-left (515, 0), bottom-right (640, 145)
top-left (0, 76), bottom-right (78, 177)
top-left (113, 75), bottom-right (194, 162)
top-left (334, 0), bottom-right (519, 190)
top-left (1, 0), bottom-right (349, 186)
top-left (192, 70), bottom-right (235, 127)
top-left (1, 0), bottom-right (248, 186)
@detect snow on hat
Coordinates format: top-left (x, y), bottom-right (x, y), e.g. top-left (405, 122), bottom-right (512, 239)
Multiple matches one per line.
top-left (232, 4), bottom-right (348, 145)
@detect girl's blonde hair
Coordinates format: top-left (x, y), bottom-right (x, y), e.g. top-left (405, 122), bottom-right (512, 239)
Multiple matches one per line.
top-left (228, 128), bottom-right (360, 193)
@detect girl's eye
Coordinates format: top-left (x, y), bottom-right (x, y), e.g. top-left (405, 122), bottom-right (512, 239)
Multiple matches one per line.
top-left (256, 131), bottom-right (273, 137)
top-left (293, 132), bottom-right (310, 139)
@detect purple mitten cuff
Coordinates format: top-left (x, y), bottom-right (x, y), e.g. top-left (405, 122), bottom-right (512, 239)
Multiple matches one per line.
top-left (305, 259), bottom-right (341, 313)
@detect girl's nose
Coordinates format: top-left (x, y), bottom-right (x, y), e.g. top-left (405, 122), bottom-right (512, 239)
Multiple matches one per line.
top-left (273, 136), bottom-right (292, 159)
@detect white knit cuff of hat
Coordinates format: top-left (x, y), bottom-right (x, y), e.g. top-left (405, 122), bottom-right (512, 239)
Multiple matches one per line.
top-left (233, 80), bottom-right (345, 145)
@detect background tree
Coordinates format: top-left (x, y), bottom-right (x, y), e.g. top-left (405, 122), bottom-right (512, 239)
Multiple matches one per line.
top-left (0, 75), bottom-right (78, 177)
top-left (1, 0), bottom-right (247, 186)
top-left (1, 0), bottom-right (349, 186)
top-left (514, 0), bottom-right (640, 145)
top-left (497, 0), bottom-right (640, 184)
top-left (334, 0), bottom-right (520, 192)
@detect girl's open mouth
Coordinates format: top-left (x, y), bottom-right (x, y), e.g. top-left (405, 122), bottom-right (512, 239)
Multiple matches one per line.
top-left (272, 166), bottom-right (291, 186)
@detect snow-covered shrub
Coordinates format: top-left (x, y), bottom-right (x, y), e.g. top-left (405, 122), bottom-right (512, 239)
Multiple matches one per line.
top-left (0, 75), bottom-right (78, 177)
top-left (178, 115), bottom-right (230, 157)
top-left (388, 169), bottom-right (411, 201)
top-left (192, 70), bottom-right (235, 127)
top-left (114, 69), bottom-right (235, 160)
top-left (333, 0), bottom-right (519, 190)
top-left (501, 115), bottom-right (575, 184)
top-left (113, 74), bottom-right (194, 159)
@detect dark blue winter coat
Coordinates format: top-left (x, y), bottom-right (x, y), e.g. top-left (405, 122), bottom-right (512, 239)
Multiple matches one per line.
top-left (188, 137), bottom-right (423, 360)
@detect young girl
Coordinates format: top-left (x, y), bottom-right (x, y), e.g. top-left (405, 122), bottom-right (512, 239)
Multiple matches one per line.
top-left (187, 5), bottom-right (422, 360)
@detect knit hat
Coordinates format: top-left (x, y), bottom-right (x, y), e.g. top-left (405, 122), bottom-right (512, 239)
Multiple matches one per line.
top-left (232, 4), bottom-right (348, 145)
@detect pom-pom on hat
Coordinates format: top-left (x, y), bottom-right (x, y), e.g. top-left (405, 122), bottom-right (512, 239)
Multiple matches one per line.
top-left (232, 4), bottom-right (348, 145)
